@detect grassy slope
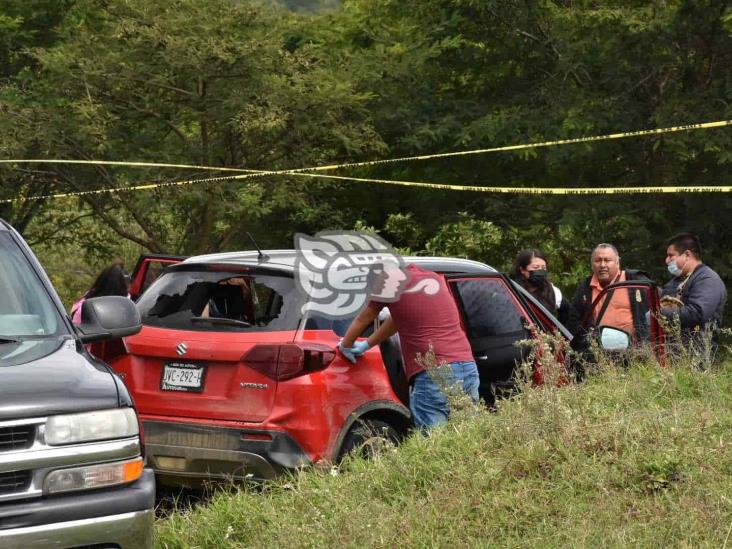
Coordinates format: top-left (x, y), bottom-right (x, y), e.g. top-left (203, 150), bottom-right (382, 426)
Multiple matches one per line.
top-left (155, 361), bottom-right (732, 548)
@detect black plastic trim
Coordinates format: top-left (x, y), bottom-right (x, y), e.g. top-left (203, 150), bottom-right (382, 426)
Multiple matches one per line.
top-left (143, 421), bottom-right (312, 475)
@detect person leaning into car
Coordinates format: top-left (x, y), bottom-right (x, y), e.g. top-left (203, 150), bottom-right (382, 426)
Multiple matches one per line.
top-left (339, 263), bottom-right (479, 430)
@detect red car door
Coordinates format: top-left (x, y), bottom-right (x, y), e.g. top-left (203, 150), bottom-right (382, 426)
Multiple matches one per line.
top-left (445, 274), bottom-right (546, 405)
top-left (580, 280), bottom-right (664, 364)
top-left (128, 254), bottom-right (186, 301)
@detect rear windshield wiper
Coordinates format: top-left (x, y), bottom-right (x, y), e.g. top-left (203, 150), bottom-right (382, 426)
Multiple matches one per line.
top-left (190, 317), bottom-right (251, 328)
top-left (0, 337), bottom-right (21, 344)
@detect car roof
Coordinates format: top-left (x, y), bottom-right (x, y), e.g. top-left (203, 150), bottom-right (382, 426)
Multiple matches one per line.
top-left (181, 250), bottom-right (497, 275)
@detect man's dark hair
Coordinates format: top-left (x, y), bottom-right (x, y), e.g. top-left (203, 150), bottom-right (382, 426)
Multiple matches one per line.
top-left (667, 233), bottom-right (702, 259)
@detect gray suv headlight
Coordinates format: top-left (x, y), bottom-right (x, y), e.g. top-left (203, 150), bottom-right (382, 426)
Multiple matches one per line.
top-left (45, 408), bottom-right (139, 445)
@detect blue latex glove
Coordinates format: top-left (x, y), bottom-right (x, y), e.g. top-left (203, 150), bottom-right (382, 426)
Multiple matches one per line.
top-left (338, 341), bottom-right (357, 364)
top-left (351, 340), bottom-right (371, 357)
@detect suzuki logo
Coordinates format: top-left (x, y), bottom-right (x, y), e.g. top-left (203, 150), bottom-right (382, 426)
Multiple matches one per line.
top-left (176, 342), bottom-right (188, 356)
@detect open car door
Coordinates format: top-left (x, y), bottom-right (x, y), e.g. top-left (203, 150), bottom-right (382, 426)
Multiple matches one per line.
top-left (580, 280), bottom-right (665, 365)
top-left (128, 254), bottom-right (186, 301)
top-left (446, 273), bottom-right (555, 405)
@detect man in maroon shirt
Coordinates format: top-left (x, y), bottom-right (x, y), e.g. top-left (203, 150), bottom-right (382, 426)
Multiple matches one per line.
top-left (340, 264), bottom-right (479, 429)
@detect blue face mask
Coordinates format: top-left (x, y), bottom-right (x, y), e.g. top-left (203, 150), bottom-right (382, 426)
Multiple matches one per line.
top-left (667, 262), bottom-right (681, 277)
top-left (667, 256), bottom-right (684, 277)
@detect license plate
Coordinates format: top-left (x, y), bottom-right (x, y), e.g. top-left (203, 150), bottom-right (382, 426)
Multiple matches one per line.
top-left (160, 362), bottom-right (206, 392)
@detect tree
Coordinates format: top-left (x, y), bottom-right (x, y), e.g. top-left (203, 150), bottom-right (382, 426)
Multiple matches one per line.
top-left (2, 0), bottom-right (732, 299)
top-left (0, 0), bottom-right (384, 253)
top-left (303, 0), bottom-right (732, 286)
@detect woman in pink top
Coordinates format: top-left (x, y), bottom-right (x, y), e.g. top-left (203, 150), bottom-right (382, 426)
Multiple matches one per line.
top-left (71, 263), bottom-right (130, 325)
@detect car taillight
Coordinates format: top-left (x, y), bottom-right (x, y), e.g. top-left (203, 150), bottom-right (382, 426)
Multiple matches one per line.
top-left (242, 343), bottom-right (336, 381)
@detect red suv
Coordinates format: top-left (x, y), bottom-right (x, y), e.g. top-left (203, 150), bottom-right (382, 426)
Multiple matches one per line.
top-left (107, 251), bottom-right (575, 486)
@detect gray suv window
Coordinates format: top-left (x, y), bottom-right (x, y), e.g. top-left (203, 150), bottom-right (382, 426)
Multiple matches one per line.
top-left (0, 233), bottom-right (61, 338)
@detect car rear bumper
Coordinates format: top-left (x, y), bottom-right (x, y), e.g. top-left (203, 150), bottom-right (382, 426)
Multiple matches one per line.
top-left (142, 420), bottom-right (312, 484)
top-left (0, 468), bottom-right (155, 548)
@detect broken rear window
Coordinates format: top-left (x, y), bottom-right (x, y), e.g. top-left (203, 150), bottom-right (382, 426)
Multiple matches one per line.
top-left (136, 269), bottom-right (302, 332)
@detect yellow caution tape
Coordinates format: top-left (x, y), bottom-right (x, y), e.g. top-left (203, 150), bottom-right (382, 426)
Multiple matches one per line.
top-left (1, 117), bottom-right (731, 202)
top-left (302, 173), bottom-right (732, 194)
top-left (2, 170), bottom-right (731, 204)
top-left (0, 159), bottom-right (255, 173)
top-left (3, 118), bottom-right (731, 175)
top-left (0, 174), bottom-right (238, 204)
top-left (307, 119), bottom-right (732, 171)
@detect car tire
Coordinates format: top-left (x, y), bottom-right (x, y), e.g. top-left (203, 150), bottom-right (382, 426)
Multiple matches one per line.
top-left (337, 419), bottom-right (400, 461)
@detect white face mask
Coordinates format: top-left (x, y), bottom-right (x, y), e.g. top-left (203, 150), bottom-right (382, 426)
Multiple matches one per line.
top-left (667, 253), bottom-right (686, 277)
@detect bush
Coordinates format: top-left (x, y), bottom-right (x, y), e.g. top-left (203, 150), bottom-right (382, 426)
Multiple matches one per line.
top-left (155, 357), bottom-right (732, 547)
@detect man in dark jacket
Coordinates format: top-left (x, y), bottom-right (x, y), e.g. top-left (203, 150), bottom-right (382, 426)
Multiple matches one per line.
top-left (569, 243), bottom-right (650, 343)
top-left (660, 233), bottom-right (726, 343)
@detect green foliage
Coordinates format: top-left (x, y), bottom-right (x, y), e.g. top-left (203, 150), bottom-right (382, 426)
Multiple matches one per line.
top-left (0, 0), bottom-right (385, 255)
top-left (424, 213), bottom-right (502, 263)
top-left (154, 359), bottom-right (732, 547)
top-left (330, 0), bottom-right (732, 292)
top-left (383, 212), bottom-right (424, 252)
top-left (275, 0), bottom-right (342, 12)
top-left (22, 200), bottom-right (148, 306)
top-left (1, 0), bottom-right (732, 299)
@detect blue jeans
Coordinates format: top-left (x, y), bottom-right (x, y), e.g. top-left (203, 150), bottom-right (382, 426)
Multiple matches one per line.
top-left (409, 361), bottom-right (479, 430)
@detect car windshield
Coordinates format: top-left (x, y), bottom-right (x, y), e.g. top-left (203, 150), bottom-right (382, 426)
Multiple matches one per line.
top-left (136, 268), bottom-right (303, 332)
top-left (0, 232), bottom-right (63, 339)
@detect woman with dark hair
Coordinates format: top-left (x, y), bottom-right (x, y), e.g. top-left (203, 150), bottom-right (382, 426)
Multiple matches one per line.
top-left (70, 263), bottom-right (130, 325)
top-left (510, 249), bottom-right (569, 324)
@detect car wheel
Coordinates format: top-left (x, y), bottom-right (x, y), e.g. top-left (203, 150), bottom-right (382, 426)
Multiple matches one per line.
top-left (337, 419), bottom-right (400, 461)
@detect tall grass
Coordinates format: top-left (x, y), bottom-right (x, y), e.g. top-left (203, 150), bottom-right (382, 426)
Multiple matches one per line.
top-left (155, 356), bottom-right (732, 548)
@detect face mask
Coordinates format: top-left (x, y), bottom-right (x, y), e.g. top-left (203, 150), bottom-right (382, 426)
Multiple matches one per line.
top-left (528, 269), bottom-right (548, 285)
top-left (667, 254), bottom-right (686, 277)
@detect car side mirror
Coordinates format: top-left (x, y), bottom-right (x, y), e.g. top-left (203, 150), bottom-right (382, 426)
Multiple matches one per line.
top-left (599, 326), bottom-right (630, 351)
top-left (78, 296), bottom-right (142, 343)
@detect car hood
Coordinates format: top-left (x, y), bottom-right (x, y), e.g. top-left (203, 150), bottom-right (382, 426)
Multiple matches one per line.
top-left (0, 338), bottom-right (119, 420)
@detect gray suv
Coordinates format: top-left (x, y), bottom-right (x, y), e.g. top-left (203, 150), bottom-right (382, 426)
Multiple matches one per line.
top-left (0, 219), bottom-right (154, 548)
